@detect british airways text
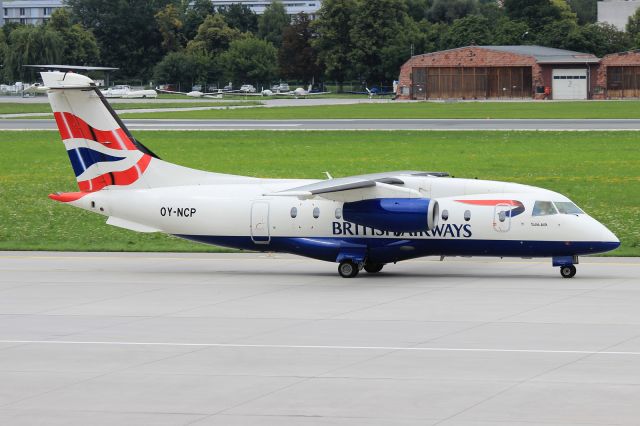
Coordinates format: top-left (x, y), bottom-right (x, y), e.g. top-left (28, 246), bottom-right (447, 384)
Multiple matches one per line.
top-left (332, 222), bottom-right (472, 238)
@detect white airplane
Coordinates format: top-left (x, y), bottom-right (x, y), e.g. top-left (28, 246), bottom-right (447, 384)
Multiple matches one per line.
top-left (287, 84), bottom-right (330, 98)
top-left (254, 85), bottom-right (331, 98)
top-left (41, 70), bottom-right (619, 278)
top-left (101, 85), bottom-right (157, 99)
top-left (156, 88), bottom-right (223, 99)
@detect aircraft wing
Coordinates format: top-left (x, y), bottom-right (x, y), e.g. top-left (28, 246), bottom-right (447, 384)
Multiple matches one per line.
top-left (156, 89), bottom-right (188, 95)
top-left (304, 91), bottom-right (331, 96)
top-left (265, 171), bottom-right (448, 202)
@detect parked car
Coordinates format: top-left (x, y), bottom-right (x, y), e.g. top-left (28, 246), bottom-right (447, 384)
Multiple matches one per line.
top-left (271, 82), bottom-right (290, 93)
top-left (240, 84), bottom-right (256, 93)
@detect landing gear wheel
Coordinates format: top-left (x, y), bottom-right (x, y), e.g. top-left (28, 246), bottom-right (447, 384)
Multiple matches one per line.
top-left (338, 260), bottom-right (359, 278)
top-left (364, 263), bottom-right (384, 273)
top-left (560, 264), bottom-right (577, 278)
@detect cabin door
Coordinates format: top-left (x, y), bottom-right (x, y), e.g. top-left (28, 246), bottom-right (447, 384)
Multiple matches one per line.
top-left (493, 203), bottom-right (512, 232)
top-left (251, 201), bottom-right (270, 244)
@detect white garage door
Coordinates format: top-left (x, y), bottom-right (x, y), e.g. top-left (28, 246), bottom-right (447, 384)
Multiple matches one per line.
top-left (552, 69), bottom-right (587, 100)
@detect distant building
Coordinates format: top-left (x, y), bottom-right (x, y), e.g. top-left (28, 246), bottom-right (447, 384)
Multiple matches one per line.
top-left (2, 0), bottom-right (62, 25)
top-left (0, 0), bottom-right (321, 27)
top-left (212, 1), bottom-right (322, 18)
top-left (597, 0), bottom-right (640, 31)
top-left (397, 45), bottom-right (640, 100)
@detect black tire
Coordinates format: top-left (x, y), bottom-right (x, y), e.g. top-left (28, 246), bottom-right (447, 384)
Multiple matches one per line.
top-left (364, 263), bottom-right (384, 273)
top-left (560, 265), bottom-right (577, 278)
top-left (338, 260), bottom-right (359, 278)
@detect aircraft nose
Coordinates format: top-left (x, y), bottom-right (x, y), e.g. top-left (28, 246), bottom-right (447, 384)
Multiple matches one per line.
top-left (595, 219), bottom-right (620, 251)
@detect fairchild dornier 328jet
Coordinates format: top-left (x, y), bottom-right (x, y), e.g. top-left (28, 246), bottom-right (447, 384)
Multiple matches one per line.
top-left (41, 70), bottom-right (619, 278)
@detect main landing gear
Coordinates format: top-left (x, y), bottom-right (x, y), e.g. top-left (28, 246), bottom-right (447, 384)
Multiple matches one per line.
top-left (338, 260), bottom-right (360, 278)
top-left (338, 260), bottom-right (385, 278)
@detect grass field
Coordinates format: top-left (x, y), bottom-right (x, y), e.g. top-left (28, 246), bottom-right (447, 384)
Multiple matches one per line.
top-left (0, 101), bottom-right (261, 115)
top-left (122, 100), bottom-right (640, 120)
top-left (0, 130), bottom-right (638, 255)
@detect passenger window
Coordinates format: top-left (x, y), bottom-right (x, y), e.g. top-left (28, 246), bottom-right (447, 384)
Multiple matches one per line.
top-left (532, 201), bottom-right (557, 217)
top-left (554, 202), bottom-right (584, 215)
top-left (290, 207), bottom-right (297, 218)
top-left (335, 208), bottom-right (342, 219)
top-left (498, 211), bottom-right (506, 222)
top-left (441, 209), bottom-right (449, 221)
top-left (313, 207), bottom-right (320, 218)
top-left (464, 210), bottom-right (471, 221)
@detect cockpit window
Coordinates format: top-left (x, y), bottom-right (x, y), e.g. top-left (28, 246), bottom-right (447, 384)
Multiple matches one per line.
top-left (554, 201), bottom-right (584, 215)
top-left (532, 201), bottom-right (557, 217)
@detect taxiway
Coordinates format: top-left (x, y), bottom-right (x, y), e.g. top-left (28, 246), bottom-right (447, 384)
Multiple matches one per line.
top-left (0, 252), bottom-right (638, 425)
top-left (2, 118), bottom-right (640, 131)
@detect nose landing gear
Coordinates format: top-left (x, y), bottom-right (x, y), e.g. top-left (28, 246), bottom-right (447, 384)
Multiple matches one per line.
top-left (560, 264), bottom-right (577, 278)
top-left (553, 256), bottom-right (579, 278)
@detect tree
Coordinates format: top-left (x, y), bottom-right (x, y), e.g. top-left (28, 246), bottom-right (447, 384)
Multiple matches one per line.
top-left (405, 0), bottom-right (432, 21)
top-left (258, 1), bottom-right (290, 47)
top-left (155, 4), bottom-right (185, 53)
top-left (503, 0), bottom-right (563, 32)
top-left (0, 31), bottom-right (7, 82)
top-left (534, 18), bottom-right (580, 49)
top-left (279, 13), bottom-right (320, 82)
top-left (573, 23), bottom-right (632, 56)
top-left (491, 17), bottom-right (529, 45)
top-left (218, 3), bottom-right (258, 33)
top-left (187, 14), bottom-right (243, 55)
top-left (48, 8), bottom-right (100, 65)
top-left (627, 7), bottom-right (640, 45)
top-left (183, 0), bottom-right (214, 41)
top-left (153, 50), bottom-right (216, 91)
top-left (440, 15), bottom-right (493, 49)
top-left (220, 36), bottom-right (278, 85)
top-left (427, 0), bottom-right (478, 23)
top-left (312, 0), bottom-right (357, 90)
top-left (567, 0), bottom-right (597, 25)
top-left (349, 0), bottom-right (416, 83)
top-left (4, 25), bottom-right (65, 81)
top-left (66, 0), bottom-right (173, 79)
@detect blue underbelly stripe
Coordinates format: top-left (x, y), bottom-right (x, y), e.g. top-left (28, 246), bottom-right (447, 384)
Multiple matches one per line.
top-left (174, 235), bottom-right (620, 263)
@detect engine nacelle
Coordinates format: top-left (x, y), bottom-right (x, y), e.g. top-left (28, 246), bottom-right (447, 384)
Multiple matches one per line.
top-left (343, 198), bottom-right (439, 233)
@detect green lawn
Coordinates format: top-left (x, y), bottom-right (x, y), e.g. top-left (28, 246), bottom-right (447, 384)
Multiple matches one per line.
top-left (0, 130), bottom-right (638, 255)
top-left (0, 100), bottom-right (261, 115)
top-left (123, 100), bottom-right (640, 120)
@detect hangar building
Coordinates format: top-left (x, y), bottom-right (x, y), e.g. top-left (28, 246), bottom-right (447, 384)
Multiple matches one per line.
top-left (397, 45), bottom-right (640, 101)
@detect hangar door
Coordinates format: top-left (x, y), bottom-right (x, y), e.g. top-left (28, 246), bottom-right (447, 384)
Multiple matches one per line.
top-left (552, 69), bottom-right (587, 100)
top-left (607, 66), bottom-right (640, 98)
top-left (412, 67), bottom-right (532, 100)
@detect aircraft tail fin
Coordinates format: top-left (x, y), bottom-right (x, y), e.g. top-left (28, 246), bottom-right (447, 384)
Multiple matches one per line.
top-left (43, 71), bottom-right (157, 192)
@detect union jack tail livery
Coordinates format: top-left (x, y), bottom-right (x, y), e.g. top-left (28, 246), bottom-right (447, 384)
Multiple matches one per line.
top-left (43, 71), bottom-right (242, 203)
top-left (44, 71), bottom-right (156, 193)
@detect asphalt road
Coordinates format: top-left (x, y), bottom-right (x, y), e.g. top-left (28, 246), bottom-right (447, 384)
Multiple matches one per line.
top-left (3, 118), bottom-right (640, 131)
top-left (0, 252), bottom-right (639, 425)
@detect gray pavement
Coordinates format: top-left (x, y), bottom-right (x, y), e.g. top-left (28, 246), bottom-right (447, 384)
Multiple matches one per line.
top-left (0, 251), bottom-right (639, 425)
top-left (3, 118), bottom-right (640, 131)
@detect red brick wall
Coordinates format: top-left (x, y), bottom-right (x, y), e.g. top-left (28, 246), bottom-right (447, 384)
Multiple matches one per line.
top-left (397, 46), bottom-right (542, 100)
top-left (594, 51), bottom-right (640, 99)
